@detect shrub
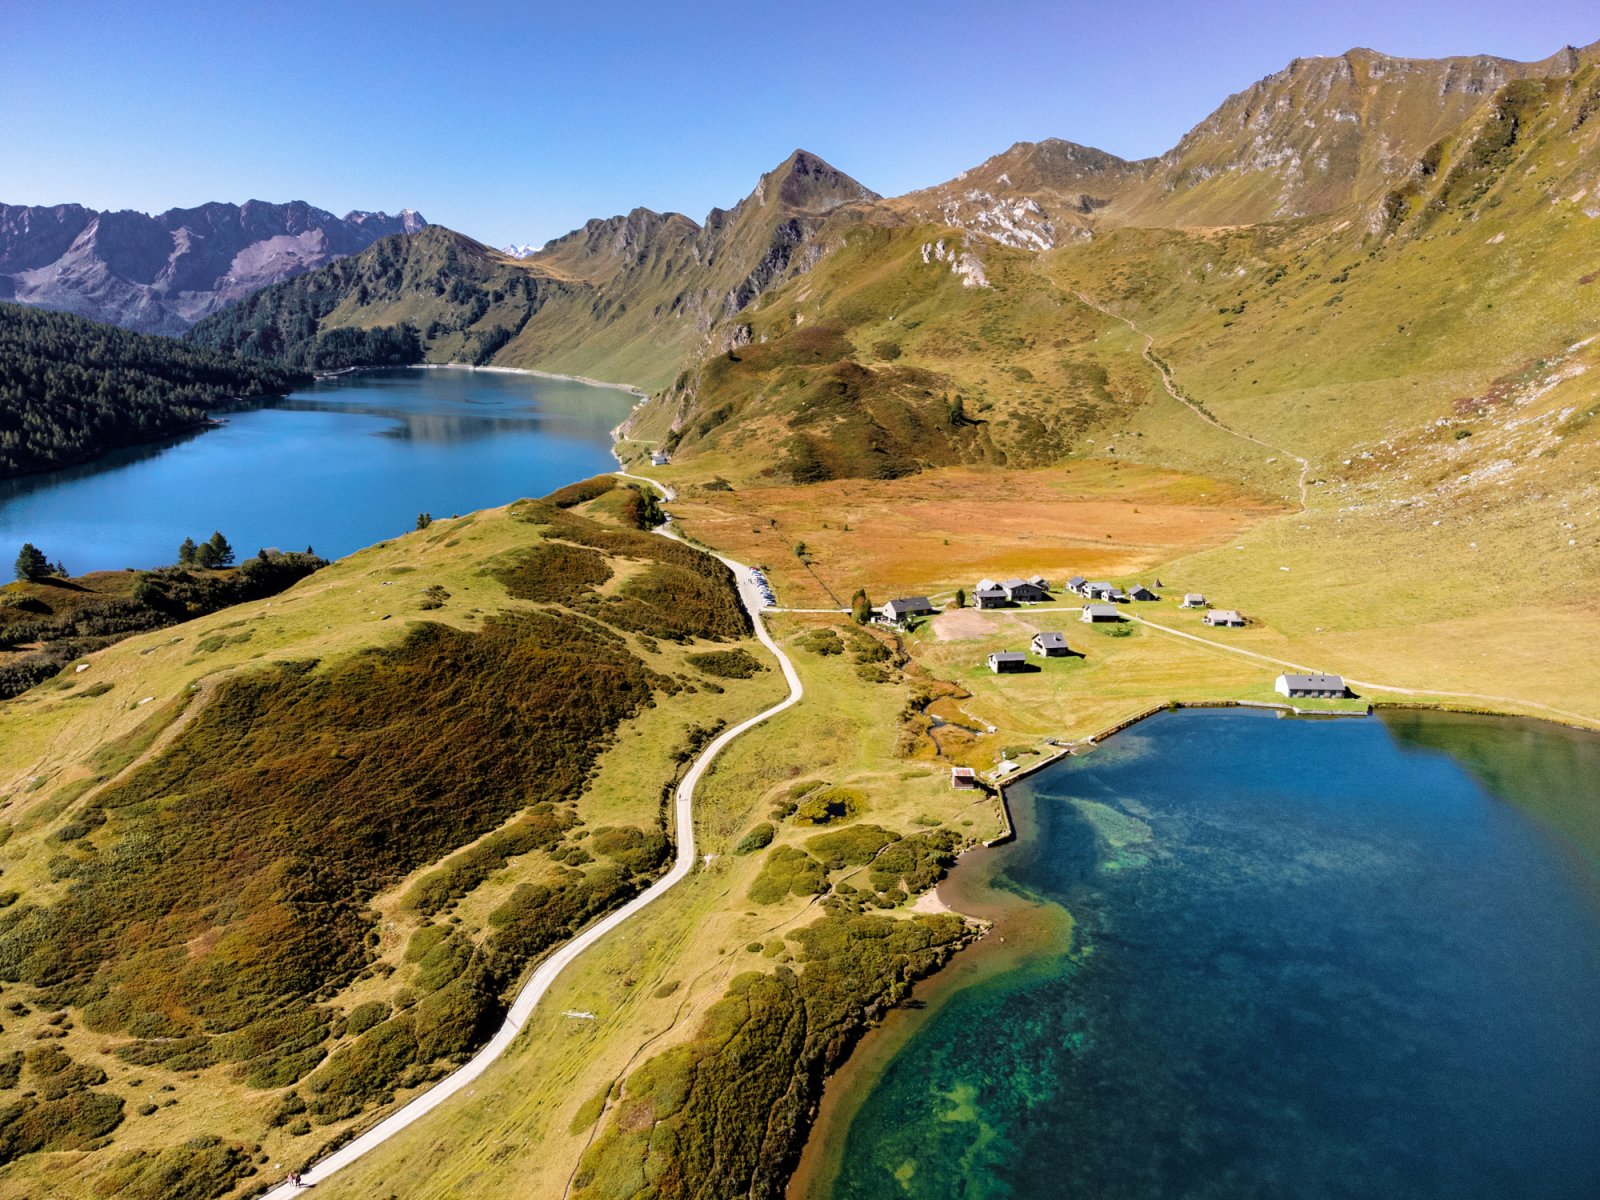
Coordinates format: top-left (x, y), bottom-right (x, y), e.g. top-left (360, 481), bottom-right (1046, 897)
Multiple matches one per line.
top-left (806, 824), bottom-right (899, 869)
top-left (733, 823), bottom-right (776, 855)
top-left (344, 1001), bottom-right (391, 1036)
top-left (748, 847), bottom-right (827, 905)
top-left (793, 787), bottom-right (864, 826)
top-left (542, 476), bottom-right (617, 509)
top-left (94, 1138), bottom-right (253, 1200)
top-left (588, 827), bottom-right (670, 877)
top-left (491, 542), bottom-right (613, 603)
top-left (0, 1090), bottom-right (125, 1164)
top-left (866, 830), bottom-right (961, 900)
top-left (685, 649), bottom-right (765, 679)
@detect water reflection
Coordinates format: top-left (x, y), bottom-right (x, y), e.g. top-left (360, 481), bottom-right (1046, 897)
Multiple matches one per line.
top-left (0, 367), bottom-right (636, 571)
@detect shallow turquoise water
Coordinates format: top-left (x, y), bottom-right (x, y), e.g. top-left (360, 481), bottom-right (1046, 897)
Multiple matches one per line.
top-left (0, 367), bottom-right (635, 572)
top-left (827, 709), bottom-right (1600, 1200)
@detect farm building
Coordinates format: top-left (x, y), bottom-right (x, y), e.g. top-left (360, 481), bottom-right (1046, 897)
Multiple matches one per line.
top-left (1030, 631), bottom-right (1070, 657)
top-left (1180, 593), bottom-right (1206, 608)
top-left (1065, 575), bottom-right (1088, 595)
top-left (950, 766), bottom-right (978, 789)
top-left (650, 450), bottom-right (671, 466)
top-left (1083, 581), bottom-right (1114, 600)
top-left (1001, 578), bottom-right (1049, 603)
top-left (881, 597), bottom-right (936, 625)
top-left (987, 651), bottom-right (1028, 673)
top-left (1203, 609), bottom-right (1246, 627)
top-left (975, 586), bottom-right (1009, 609)
top-left (1081, 604), bottom-right (1123, 623)
top-left (1275, 673), bottom-right (1347, 699)
top-left (1028, 575), bottom-right (1050, 590)
top-left (1128, 584), bottom-right (1159, 601)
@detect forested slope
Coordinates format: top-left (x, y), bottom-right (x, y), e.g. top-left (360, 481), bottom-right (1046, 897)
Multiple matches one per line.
top-left (0, 302), bottom-right (307, 477)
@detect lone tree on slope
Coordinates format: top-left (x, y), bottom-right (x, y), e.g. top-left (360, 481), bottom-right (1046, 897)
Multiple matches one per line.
top-left (14, 543), bottom-right (50, 582)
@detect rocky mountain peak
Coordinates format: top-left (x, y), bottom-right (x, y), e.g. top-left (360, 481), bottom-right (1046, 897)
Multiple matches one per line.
top-left (755, 149), bottom-right (880, 214)
top-left (0, 199), bottom-right (428, 333)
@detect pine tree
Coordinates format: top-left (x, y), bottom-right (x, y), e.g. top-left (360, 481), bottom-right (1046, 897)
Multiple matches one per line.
top-left (177, 536), bottom-right (198, 566)
top-left (205, 530), bottom-right (234, 568)
top-left (954, 587), bottom-right (967, 610)
top-left (416, 513), bottom-right (433, 530)
top-left (13, 543), bottom-right (49, 582)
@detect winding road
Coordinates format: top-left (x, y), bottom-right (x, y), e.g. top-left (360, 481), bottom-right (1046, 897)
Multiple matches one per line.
top-left (262, 473), bottom-right (803, 1196)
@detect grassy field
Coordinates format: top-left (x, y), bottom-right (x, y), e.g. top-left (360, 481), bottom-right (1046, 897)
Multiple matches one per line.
top-left (0, 487), bottom-right (788, 1198)
top-left (295, 612), bottom-right (1004, 1199)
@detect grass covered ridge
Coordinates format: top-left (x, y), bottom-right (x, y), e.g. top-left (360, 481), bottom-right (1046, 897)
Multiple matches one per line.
top-left (0, 488), bottom-right (784, 1195)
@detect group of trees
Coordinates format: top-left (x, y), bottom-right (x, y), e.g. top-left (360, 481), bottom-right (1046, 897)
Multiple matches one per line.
top-left (0, 301), bottom-right (308, 478)
top-left (176, 531), bottom-right (235, 569)
top-left (12, 543), bottom-right (65, 582)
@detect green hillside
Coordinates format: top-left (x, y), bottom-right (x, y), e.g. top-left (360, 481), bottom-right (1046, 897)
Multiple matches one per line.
top-left (188, 152), bottom-right (884, 392)
top-left (0, 478), bottom-right (790, 1196)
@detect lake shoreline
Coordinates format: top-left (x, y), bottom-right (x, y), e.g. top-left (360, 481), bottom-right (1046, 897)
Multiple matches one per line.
top-left (787, 696), bottom-right (1600, 1199)
top-left (410, 361), bottom-right (650, 399)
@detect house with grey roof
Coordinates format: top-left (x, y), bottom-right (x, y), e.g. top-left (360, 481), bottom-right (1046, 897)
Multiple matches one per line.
top-left (1128, 584), bottom-right (1159, 601)
top-left (1030, 631), bottom-right (1070, 657)
top-left (1203, 609), bottom-right (1245, 627)
top-left (650, 450), bottom-right (671, 466)
top-left (880, 597), bottom-right (936, 625)
top-left (987, 651), bottom-right (1028, 673)
top-left (1065, 575), bottom-right (1088, 595)
top-left (975, 587), bottom-right (1009, 609)
top-left (1080, 604), bottom-right (1123, 623)
top-left (1180, 593), bottom-right (1207, 608)
top-left (1083, 581), bottom-right (1114, 601)
top-left (1001, 578), bottom-right (1049, 603)
top-left (1275, 673), bottom-right (1347, 699)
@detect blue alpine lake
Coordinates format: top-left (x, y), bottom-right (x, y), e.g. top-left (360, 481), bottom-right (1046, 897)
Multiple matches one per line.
top-left (0, 366), bottom-right (638, 572)
top-left (803, 708), bottom-right (1600, 1200)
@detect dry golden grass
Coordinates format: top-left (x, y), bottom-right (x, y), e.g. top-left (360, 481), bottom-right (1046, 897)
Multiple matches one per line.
top-left (669, 460), bottom-right (1281, 609)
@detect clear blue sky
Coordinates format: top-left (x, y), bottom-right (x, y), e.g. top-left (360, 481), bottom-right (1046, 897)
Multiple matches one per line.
top-left (3, 1), bottom-right (1594, 247)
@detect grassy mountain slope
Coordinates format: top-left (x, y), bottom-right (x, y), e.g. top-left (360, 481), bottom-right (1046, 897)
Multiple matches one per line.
top-left (0, 480), bottom-right (791, 1197)
top-left (0, 301), bottom-right (307, 477)
top-left (188, 152), bottom-right (884, 391)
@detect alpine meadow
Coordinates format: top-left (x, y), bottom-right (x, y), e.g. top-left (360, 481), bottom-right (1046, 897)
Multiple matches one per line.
top-left (2, 17), bottom-right (1599, 1200)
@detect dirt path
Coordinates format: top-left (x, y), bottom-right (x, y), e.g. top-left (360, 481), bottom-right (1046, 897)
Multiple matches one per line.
top-left (1074, 291), bottom-right (1312, 509)
top-left (260, 482), bottom-right (804, 1198)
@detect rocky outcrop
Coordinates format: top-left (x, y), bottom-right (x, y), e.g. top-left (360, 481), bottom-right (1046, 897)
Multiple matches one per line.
top-left (0, 200), bottom-right (425, 333)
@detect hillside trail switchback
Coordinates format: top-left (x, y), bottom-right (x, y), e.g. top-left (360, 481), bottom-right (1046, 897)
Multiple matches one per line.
top-left (1074, 291), bottom-right (1312, 509)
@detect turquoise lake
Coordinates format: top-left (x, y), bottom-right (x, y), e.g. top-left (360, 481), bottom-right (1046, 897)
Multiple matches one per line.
top-left (816, 708), bottom-right (1600, 1200)
top-left (0, 367), bottom-right (637, 572)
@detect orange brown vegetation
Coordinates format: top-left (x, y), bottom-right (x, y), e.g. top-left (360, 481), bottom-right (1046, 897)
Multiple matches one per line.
top-left (671, 461), bottom-right (1280, 608)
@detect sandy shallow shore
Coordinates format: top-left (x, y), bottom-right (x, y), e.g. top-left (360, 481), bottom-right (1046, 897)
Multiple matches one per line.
top-left (412, 361), bottom-right (649, 398)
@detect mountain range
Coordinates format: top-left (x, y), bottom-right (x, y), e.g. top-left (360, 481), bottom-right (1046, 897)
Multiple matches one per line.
top-left (0, 200), bottom-right (425, 335)
top-left (178, 40), bottom-right (1600, 398)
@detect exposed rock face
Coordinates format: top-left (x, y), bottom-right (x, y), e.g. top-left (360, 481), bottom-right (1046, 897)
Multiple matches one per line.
top-left (890, 39), bottom-right (1600, 238)
top-left (0, 200), bottom-right (426, 333)
top-left (890, 139), bottom-right (1149, 250)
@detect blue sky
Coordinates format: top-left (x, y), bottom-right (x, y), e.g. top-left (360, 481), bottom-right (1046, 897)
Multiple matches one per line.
top-left (3, 1), bottom-right (1594, 247)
